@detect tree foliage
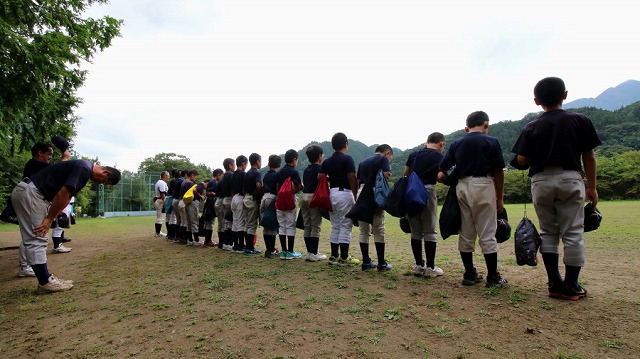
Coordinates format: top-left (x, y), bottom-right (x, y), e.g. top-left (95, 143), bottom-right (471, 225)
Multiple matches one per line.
top-left (0, 0), bottom-right (122, 152)
top-left (138, 152), bottom-right (212, 178)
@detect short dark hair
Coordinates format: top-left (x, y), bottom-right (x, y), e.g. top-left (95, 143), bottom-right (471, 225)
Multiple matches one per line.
top-left (249, 153), bottom-right (261, 166)
top-left (331, 132), bottom-right (348, 151)
top-left (374, 144), bottom-right (393, 155)
top-left (284, 149), bottom-right (298, 164)
top-left (160, 171), bottom-right (169, 178)
top-left (427, 132), bottom-right (445, 144)
top-left (236, 155), bottom-right (248, 167)
top-left (187, 169), bottom-right (198, 177)
top-left (222, 158), bottom-right (235, 171)
top-left (466, 111), bottom-right (489, 128)
top-left (212, 168), bottom-right (224, 177)
top-left (105, 166), bottom-right (121, 186)
top-left (534, 77), bottom-right (566, 107)
top-left (305, 145), bottom-right (323, 163)
top-left (268, 154), bottom-right (281, 169)
top-left (31, 142), bottom-right (52, 157)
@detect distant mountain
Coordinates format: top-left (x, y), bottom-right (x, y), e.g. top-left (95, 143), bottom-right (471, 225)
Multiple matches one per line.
top-left (565, 80), bottom-right (640, 111)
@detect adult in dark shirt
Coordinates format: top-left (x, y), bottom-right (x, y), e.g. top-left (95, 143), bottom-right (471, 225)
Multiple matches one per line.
top-left (17, 142), bottom-right (72, 277)
top-left (11, 160), bottom-right (120, 292)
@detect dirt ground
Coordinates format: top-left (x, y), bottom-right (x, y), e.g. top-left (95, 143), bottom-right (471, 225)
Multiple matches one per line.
top-left (0, 202), bottom-right (639, 359)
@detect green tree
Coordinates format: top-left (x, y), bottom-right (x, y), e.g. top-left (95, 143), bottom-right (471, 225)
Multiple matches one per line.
top-left (0, 0), bottom-right (122, 199)
top-left (138, 153), bottom-right (211, 178)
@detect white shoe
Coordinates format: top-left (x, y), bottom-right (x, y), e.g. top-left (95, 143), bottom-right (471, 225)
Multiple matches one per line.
top-left (18, 266), bottom-right (36, 277)
top-left (223, 244), bottom-right (233, 251)
top-left (154, 232), bottom-right (167, 237)
top-left (193, 241), bottom-right (203, 246)
top-left (413, 265), bottom-right (426, 276)
top-left (37, 275), bottom-right (73, 293)
top-left (52, 244), bottom-right (72, 253)
top-left (424, 266), bottom-right (444, 277)
top-left (306, 253), bottom-right (326, 262)
top-left (315, 253), bottom-right (327, 260)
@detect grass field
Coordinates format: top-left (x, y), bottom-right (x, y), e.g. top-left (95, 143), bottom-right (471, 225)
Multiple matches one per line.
top-left (0, 201), bottom-right (639, 358)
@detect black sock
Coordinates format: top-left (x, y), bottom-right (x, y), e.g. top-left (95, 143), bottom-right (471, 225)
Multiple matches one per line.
top-left (155, 223), bottom-right (161, 234)
top-left (181, 227), bottom-right (188, 241)
top-left (265, 235), bottom-right (276, 252)
top-left (339, 243), bottom-right (350, 260)
top-left (192, 232), bottom-right (199, 243)
top-left (564, 265), bottom-right (582, 288)
top-left (204, 230), bottom-right (213, 244)
top-left (303, 237), bottom-right (310, 253)
top-left (288, 236), bottom-right (295, 253)
top-left (374, 242), bottom-right (385, 264)
top-left (541, 252), bottom-right (563, 285)
top-left (460, 251), bottom-right (474, 274)
top-left (218, 232), bottom-right (224, 248)
top-left (411, 239), bottom-right (424, 266)
top-left (330, 243), bottom-right (339, 258)
top-left (186, 231), bottom-right (192, 242)
top-left (52, 237), bottom-right (61, 249)
top-left (225, 230), bottom-right (233, 246)
top-left (425, 241), bottom-right (437, 268)
top-left (359, 243), bottom-right (370, 263)
top-left (484, 252), bottom-right (498, 278)
top-left (245, 233), bottom-right (254, 250)
top-left (279, 235), bottom-right (287, 252)
top-left (31, 263), bottom-right (50, 285)
top-left (310, 237), bottom-right (320, 255)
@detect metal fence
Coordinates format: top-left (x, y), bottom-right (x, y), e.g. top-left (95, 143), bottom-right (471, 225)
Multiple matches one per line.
top-left (99, 171), bottom-right (161, 214)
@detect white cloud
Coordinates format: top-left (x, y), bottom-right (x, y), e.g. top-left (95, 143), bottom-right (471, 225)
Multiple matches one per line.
top-left (76, 0), bottom-right (640, 171)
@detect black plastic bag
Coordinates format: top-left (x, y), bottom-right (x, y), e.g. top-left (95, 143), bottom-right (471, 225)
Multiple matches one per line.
top-left (259, 200), bottom-right (279, 230)
top-left (399, 216), bottom-right (411, 234)
top-left (439, 186), bottom-right (460, 240)
top-left (346, 182), bottom-right (376, 225)
top-left (514, 217), bottom-right (541, 266)
top-left (0, 198), bottom-right (18, 225)
top-left (384, 177), bottom-right (407, 218)
top-left (296, 209), bottom-right (305, 230)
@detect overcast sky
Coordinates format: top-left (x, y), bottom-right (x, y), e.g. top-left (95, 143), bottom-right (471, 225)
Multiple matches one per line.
top-left (75, 0), bottom-right (639, 172)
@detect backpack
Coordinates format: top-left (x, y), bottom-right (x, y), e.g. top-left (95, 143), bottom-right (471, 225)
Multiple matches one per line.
top-left (439, 185), bottom-right (460, 240)
top-left (403, 171), bottom-right (429, 217)
top-left (384, 176), bottom-right (407, 218)
top-left (275, 177), bottom-right (295, 211)
top-left (374, 169), bottom-right (390, 208)
top-left (182, 184), bottom-right (197, 204)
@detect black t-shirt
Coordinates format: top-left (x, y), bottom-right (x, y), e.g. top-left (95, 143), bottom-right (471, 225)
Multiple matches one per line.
top-left (172, 178), bottom-right (184, 198)
top-left (302, 163), bottom-right (321, 194)
top-left (243, 168), bottom-right (262, 195)
top-left (275, 165), bottom-right (302, 189)
top-left (29, 160), bottom-right (93, 201)
top-left (320, 152), bottom-right (356, 189)
top-left (512, 109), bottom-right (601, 176)
top-left (231, 169), bottom-right (245, 195)
top-left (206, 179), bottom-right (220, 198)
top-left (219, 171), bottom-right (234, 197)
top-left (168, 178), bottom-right (179, 197)
top-left (406, 148), bottom-right (443, 185)
top-left (179, 179), bottom-right (194, 198)
top-left (23, 159), bottom-right (50, 178)
top-left (440, 132), bottom-right (505, 177)
top-left (357, 154), bottom-right (390, 184)
top-left (263, 170), bottom-right (278, 195)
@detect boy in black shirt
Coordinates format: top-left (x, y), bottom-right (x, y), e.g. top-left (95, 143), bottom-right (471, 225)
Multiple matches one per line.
top-left (512, 77), bottom-right (600, 300)
top-left (438, 111), bottom-right (507, 288)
